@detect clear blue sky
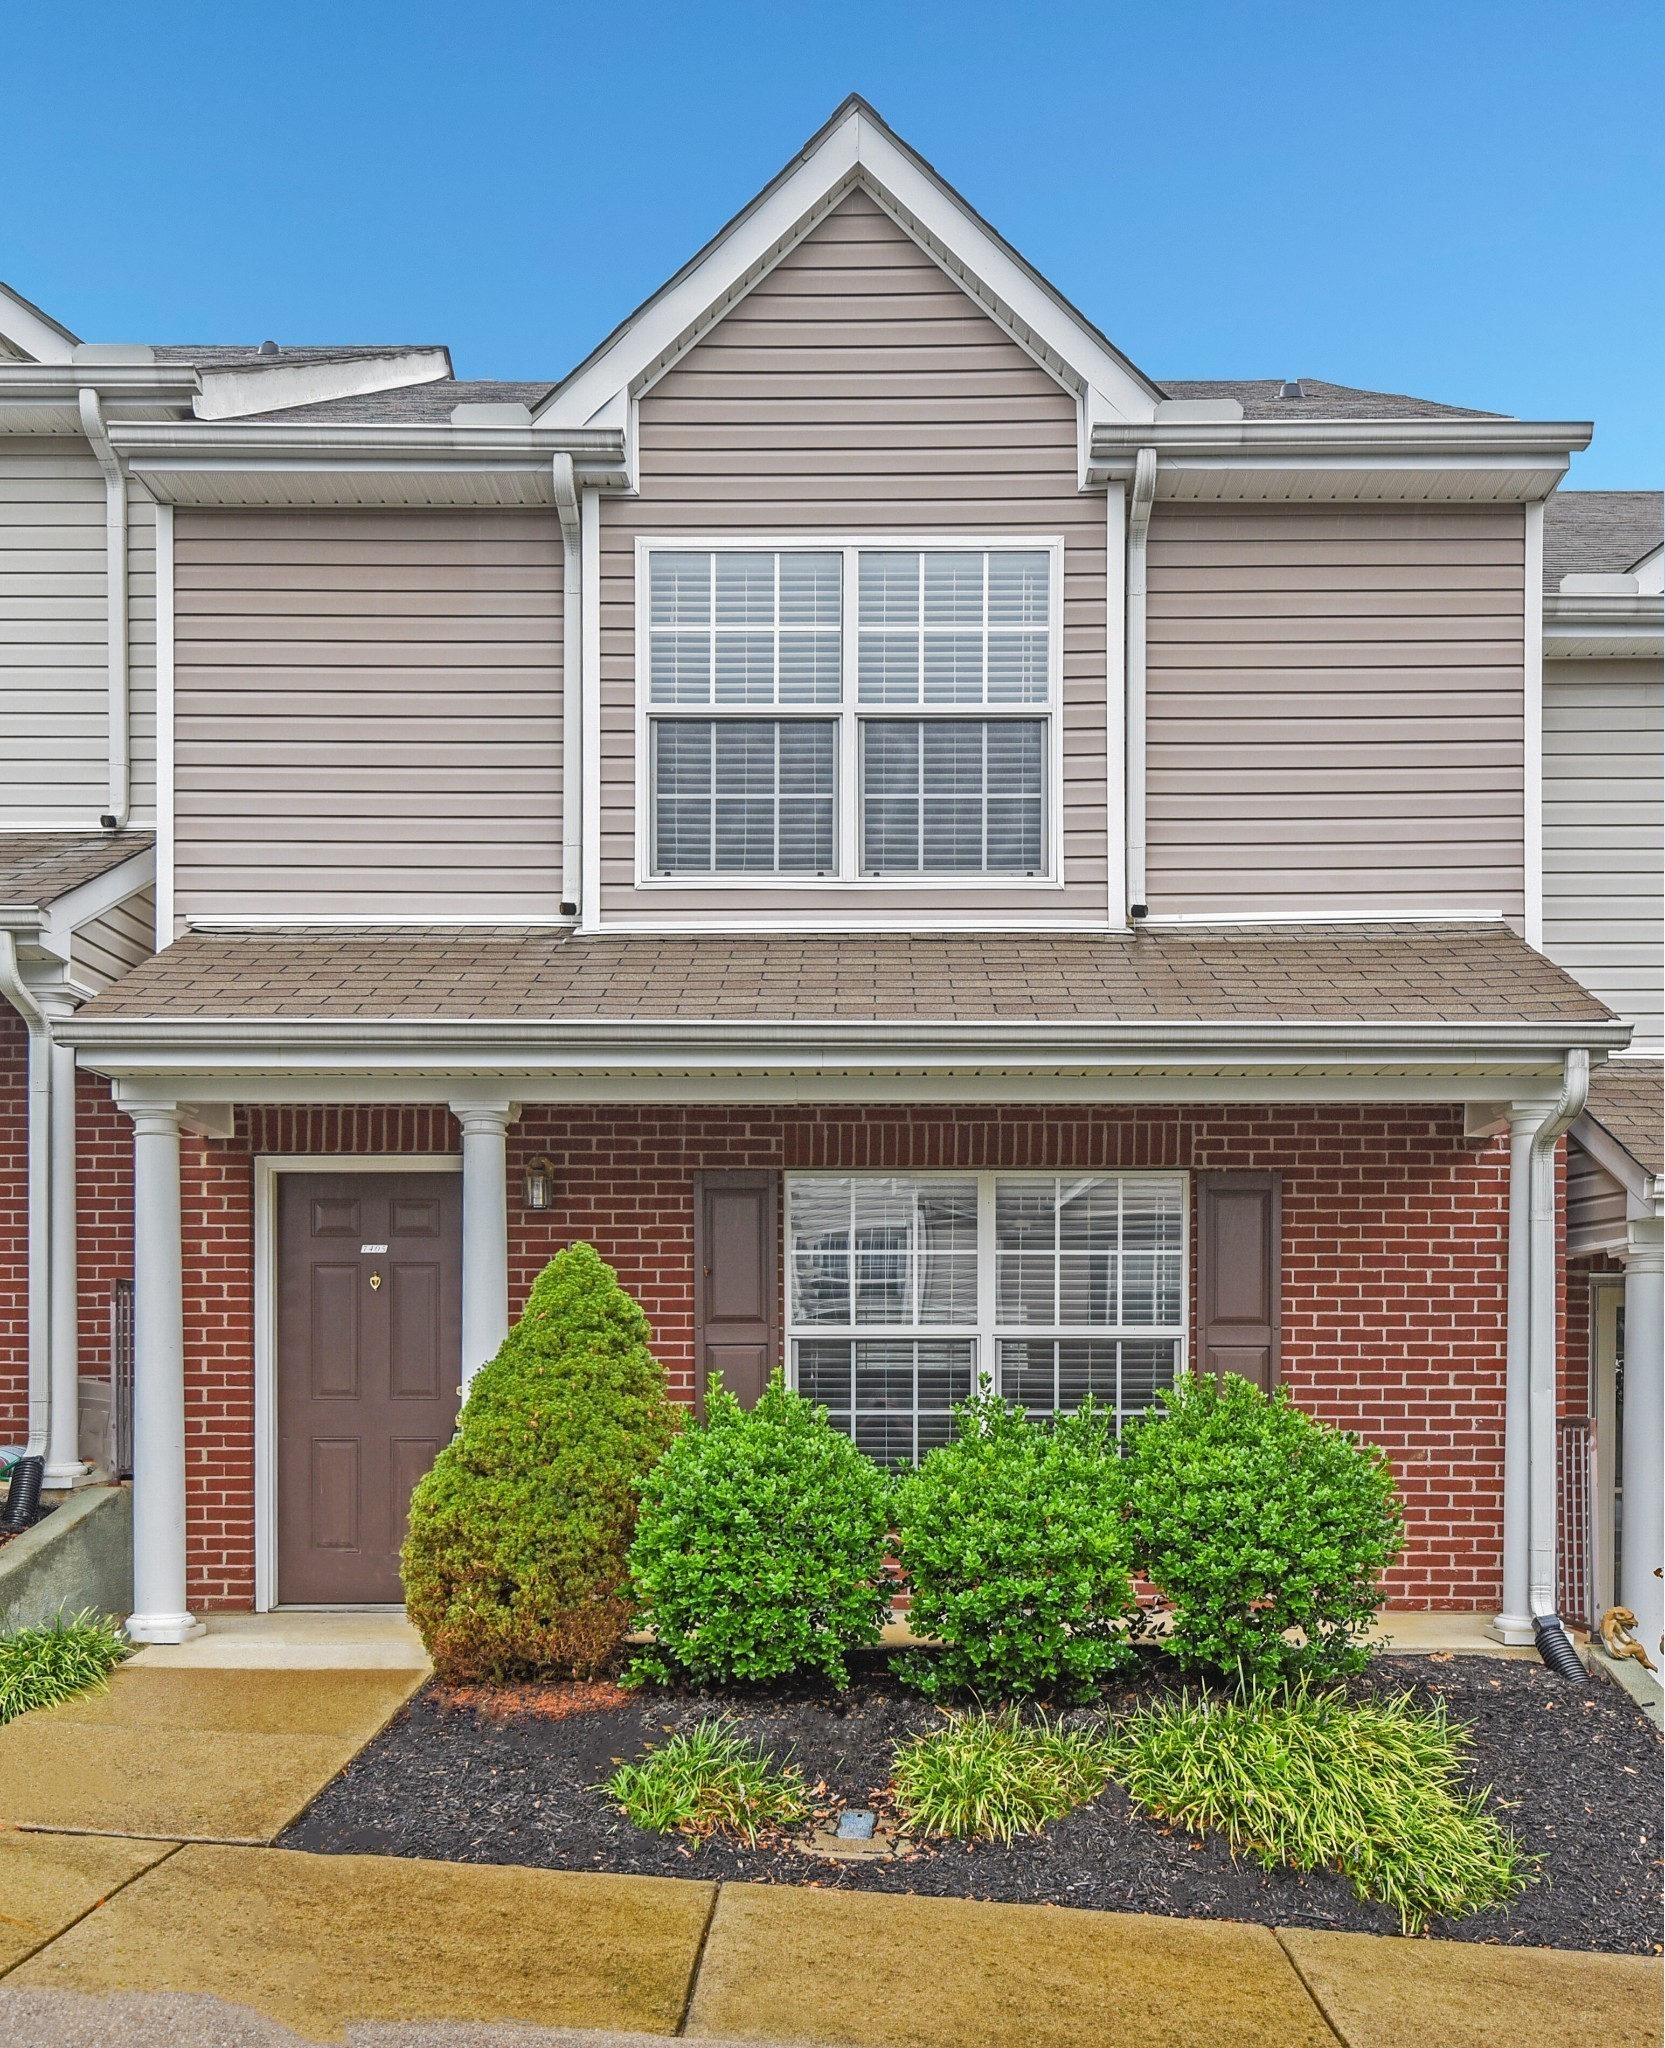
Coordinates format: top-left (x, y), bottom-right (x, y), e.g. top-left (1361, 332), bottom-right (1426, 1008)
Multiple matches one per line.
top-left (6, 1), bottom-right (1659, 486)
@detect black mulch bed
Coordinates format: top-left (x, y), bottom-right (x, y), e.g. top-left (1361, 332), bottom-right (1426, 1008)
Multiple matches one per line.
top-left (279, 1652), bottom-right (1664, 1954)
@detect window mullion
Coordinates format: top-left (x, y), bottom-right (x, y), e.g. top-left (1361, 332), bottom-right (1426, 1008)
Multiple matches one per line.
top-left (840, 545), bottom-right (859, 879)
top-left (977, 1171), bottom-right (997, 1395)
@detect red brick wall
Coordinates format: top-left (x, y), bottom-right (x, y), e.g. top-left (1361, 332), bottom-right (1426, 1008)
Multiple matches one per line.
top-left (168, 1101), bottom-right (1517, 1612)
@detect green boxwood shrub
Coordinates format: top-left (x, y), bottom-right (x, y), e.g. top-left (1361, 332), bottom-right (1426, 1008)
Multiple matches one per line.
top-left (401, 1243), bottom-right (678, 1683)
top-left (893, 1395), bottom-right (1140, 1702)
top-left (1122, 1372), bottom-right (1404, 1683)
top-left (626, 1371), bottom-right (893, 1688)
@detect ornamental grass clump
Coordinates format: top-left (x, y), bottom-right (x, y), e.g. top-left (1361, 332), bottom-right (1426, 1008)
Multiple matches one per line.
top-left (606, 1716), bottom-right (811, 1842)
top-left (0, 1609), bottom-right (129, 1725)
top-left (626, 1371), bottom-right (892, 1688)
top-left (402, 1244), bottom-right (677, 1683)
top-left (1109, 1684), bottom-right (1531, 1932)
top-left (893, 1395), bottom-right (1140, 1702)
top-left (892, 1709), bottom-right (1118, 1842)
top-left (1123, 1373), bottom-right (1403, 1684)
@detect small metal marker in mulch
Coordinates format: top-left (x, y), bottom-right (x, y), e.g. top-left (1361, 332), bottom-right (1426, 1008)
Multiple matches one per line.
top-left (801, 1808), bottom-right (911, 1862)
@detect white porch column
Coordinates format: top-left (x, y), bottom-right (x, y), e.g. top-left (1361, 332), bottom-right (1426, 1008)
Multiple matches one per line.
top-left (453, 1100), bottom-right (513, 1388)
top-left (125, 1102), bottom-right (199, 1643)
top-left (42, 999), bottom-right (83, 1488)
top-left (1493, 1108), bottom-right (1539, 1642)
top-left (1620, 1219), bottom-right (1664, 1654)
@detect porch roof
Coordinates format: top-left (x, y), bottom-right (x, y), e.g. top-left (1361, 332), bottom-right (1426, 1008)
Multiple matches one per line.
top-left (73, 921), bottom-right (1615, 1031)
top-left (1583, 1061), bottom-right (1663, 1178)
top-left (0, 830), bottom-right (155, 913)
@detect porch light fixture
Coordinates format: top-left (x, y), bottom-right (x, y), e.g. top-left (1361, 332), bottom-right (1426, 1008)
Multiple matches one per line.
top-left (522, 1155), bottom-right (557, 1212)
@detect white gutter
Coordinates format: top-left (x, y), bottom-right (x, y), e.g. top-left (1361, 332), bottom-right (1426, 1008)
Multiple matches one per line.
top-left (77, 388), bottom-right (130, 829)
top-left (552, 455), bottom-right (583, 919)
top-left (1527, 1047), bottom-right (1589, 1617)
top-left (1125, 448), bottom-right (1157, 912)
top-left (0, 932), bottom-right (51, 1458)
top-left (1089, 417), bottom-right (1595, 469)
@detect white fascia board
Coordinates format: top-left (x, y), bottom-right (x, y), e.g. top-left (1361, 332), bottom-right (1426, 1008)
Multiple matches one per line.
top-left (1543, 591), bottom-right (1664, 660)
top-left (0, 283), bottom-right (81, 364)
top-left (535, 104), bottom-right (1159, 437)
top-left (192, 349), bottom-right (452, 422)
top-left (1572, 1109), bottom-right (1658, 1209)
top-left (0, 365), bottom-right (200, 434)
top-left (97, 1065), bottom-right (1586, 1111)
top-left (1632, 545), bottom-right (1663, 597)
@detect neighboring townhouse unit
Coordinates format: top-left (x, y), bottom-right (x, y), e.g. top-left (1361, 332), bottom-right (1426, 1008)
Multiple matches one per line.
top-left (1540, 489), bottom-right (1664, 1630)
top-left (0, 101), bottom-right (1658, 1661)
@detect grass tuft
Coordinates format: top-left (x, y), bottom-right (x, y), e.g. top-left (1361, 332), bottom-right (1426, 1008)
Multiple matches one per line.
top-left (892, 1708), bottom-right (1117, 1843)
top-left (0, 1609), bottom-right (130, 1726)
top-left (605, 1715), bottom-right (811, 1842)
top-left (1109, 1684), bottom-right (1533, 1932)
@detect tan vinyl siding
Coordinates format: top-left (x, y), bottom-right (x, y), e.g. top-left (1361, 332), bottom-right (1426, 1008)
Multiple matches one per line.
top-left (1144, 505), bottom-right (1527, 917)
top-left (599, 187), bottom-right (1108, 924)
top-left (172, 509), bottom-right (561, 921)
top-left (0, 440), bottom-right (156, 828)
top-left (70, 885), bottom-right (156, 991)
top-left (1543, 657), bottom-right (1663, 1049)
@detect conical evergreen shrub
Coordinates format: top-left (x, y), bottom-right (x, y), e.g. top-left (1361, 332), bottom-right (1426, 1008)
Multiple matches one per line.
top-left (401, 1243), bottom-right (678, 1682)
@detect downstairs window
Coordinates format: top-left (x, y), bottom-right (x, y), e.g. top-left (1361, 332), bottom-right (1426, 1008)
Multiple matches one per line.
top-left (786, 1171), bottom-right (1187, 1464)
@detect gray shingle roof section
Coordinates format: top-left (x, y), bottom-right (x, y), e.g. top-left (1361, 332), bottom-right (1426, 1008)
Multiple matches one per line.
top-left (1543, 491), bottom-right (1664, 587)
top-left (228, 378), bottom-right (559, 425)
top-left (149, 344), bottom-right (445, 368)
top-left (76, 923), bottom-right (1613, 1028)
top-left (1584, 1062), bottom-right (1663, 1178)
top-left (0, 831), bottom-right (155, 910)
top-left (1159, 378), bottom-right (1504, 421)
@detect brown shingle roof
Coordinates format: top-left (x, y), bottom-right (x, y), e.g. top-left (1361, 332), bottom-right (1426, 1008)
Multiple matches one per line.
top-left (75, 923), bottom-right (1614, 1030)
top-left (0, 831), bottom-right (154, 912)
top-left (1584, 1062), bottom-right (1663, 1177)
top-left (1544, 492), bottom-right (1664, 587)
top-left (1158, 378), bottom-right (1503, 422)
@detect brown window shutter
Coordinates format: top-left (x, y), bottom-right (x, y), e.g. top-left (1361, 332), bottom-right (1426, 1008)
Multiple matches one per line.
top-left (692, 1170), bottom-right (781, 1412)
top-left (1195, 1172), bottom-right (1281, 1391)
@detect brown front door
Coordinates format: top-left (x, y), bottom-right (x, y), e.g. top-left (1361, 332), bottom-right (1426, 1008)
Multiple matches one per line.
top-left (277, 1171), bottom-right (462, 1604)
top-left (693, 1171), bottom-right (780, 1411)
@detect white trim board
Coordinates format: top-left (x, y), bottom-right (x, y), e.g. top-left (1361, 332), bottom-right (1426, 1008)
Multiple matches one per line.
top-left (155, 503), bottom-right (175, 948)
top-left (251, 1152), bottom-right (461, 1613)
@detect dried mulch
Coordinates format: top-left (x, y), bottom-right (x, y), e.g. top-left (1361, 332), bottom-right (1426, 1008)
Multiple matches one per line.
top-left (278, 1651), bottom-right (1663, 1954)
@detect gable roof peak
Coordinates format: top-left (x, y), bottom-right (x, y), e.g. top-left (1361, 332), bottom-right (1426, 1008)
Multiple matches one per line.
top-left (535, 98), bottom-right (1164, 437)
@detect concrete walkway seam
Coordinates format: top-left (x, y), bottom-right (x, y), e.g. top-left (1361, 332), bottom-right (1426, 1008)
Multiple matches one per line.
top-left (675, 1881), bottom-right (723, 2039)
top-left (1272, 1927), bottom-right (1359, 2048)
top-left (0, 1837), bottom-right (183, 1984)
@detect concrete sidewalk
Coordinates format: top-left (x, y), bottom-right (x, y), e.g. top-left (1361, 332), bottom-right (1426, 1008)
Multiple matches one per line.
top-left (0, 1649), bottom-right (1657, 2047)
top-left (0, 1840), bottom-right (1657, 2048)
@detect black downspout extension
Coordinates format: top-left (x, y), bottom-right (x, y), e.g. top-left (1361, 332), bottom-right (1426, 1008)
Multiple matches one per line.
top-left (0, 1454), bottom-right (44, 1531)
top-left (1533, 1614), bottom-right (1588, 1680)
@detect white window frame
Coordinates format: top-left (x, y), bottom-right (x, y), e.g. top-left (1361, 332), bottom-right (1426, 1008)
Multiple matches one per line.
top-left (783, 1169), bottom-right (1190, 1451)
top-left (633, 534), bottom-right (1066, 889)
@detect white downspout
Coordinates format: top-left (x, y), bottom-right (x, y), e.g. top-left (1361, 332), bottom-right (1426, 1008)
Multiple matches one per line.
top-left (1124, 447), bottom-right (1158, 912)
top-left (1527, 1047), bottom-right (1588, 1618)
top-left (552, 455), bottom-right (582, 919)
top-left (0, 933), bottom-right (51, 1460)
top-left (77, 388), bottom-right (130, 830)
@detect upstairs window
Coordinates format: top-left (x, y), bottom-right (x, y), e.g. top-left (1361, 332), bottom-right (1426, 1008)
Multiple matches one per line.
top-left (642, 541), bottom-right (1058, 882)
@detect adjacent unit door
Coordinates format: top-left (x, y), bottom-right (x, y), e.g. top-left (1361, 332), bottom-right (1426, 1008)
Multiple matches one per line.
top-left (276, 1172), bottom-right (462, 1604)
top-left (693, 1171), bottom-right (780, 1411)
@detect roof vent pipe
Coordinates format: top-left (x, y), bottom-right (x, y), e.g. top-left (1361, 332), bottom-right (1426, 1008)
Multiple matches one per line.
top-left (258, 340), bottom-right (279, 355)
top-left (76, 387), bottom-right (131, 831)
top-left (1278, 380), bottom-right (1304, 400)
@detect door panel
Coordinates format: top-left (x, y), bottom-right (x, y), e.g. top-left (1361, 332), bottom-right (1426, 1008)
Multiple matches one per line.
top-left (1195, 1172), bottom-right (1281, 1391)
top-left (277, 1171), bottom-right (462, 1603)
top-left (693, 1172), bottom-right (780, 1411)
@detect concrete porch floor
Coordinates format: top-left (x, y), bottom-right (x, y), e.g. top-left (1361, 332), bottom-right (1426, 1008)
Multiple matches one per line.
top-left (126, 1613), bottom-right (430, 1672)
top-left (127, 1607), bottom-right (1547, 1674)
